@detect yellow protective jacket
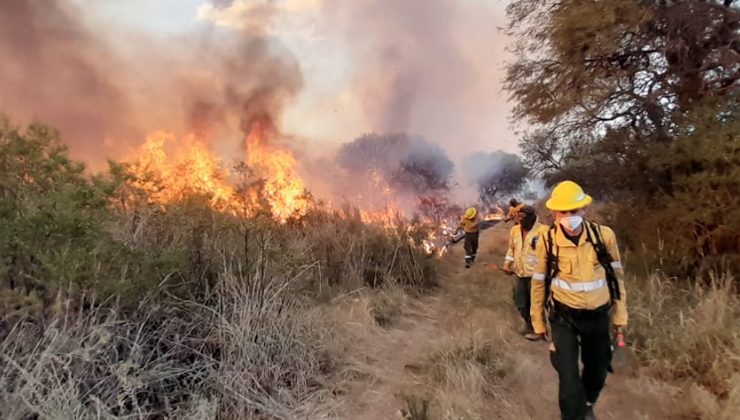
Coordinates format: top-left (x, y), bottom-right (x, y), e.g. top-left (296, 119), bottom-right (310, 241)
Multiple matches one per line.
top-left (459, 216), bottom-right (481, 233)
top-left (530, 222), bottom-right (628, 334)
top-left (505, 222), bottom-right (549, 278)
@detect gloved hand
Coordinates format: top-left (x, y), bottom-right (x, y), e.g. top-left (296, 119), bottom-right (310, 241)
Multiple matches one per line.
top-left (502, 261), bottom-right (513, 275)
top-left (613, 325), bottom-right (626, 348)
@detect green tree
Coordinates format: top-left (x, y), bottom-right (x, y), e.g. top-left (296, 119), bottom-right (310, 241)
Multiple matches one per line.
top-left (504, 0), bottom-right (740, 273)
top-left (0, 119), bottom-right (186, 319)
top-left (507, 0), bottom-right (738, 145)
top-left (0, 119), bottom-right (111, 315)
top-left (623, 96), bottom-right (740, 273)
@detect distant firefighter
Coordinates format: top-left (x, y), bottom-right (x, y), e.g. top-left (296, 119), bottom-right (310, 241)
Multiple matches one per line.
top-left (457, 207), bottom-right (497, 268)
top-left (459, 207), bottom-right (480, 268)
top-left (504, 198), bottom-right (523, 224)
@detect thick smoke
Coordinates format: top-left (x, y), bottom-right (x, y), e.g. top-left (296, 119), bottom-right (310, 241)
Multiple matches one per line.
top-left (0, 0), bottom-right (302, 163)
top-left (320, 0), bottom-right (511, 163)
top-left (462, 151), bottom-right (529, 205)
top-left (0, 0), bottom-right (136, 161)
top-left (337, 0), bottom-right (468, 133)
top-left (336, 133), bottom-right (454, 210)
top-left (180, 36), bottom-right (302, 144)
top-left (191, 0), bottom-right (303, 141)
top-left (1, 0), bottom-right (515, 210)
top-left (197, 0), bottom-right (513, 163)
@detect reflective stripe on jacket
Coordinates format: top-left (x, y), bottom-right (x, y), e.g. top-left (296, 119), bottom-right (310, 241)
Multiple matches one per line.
top-left (530, 223), bottom-right (628, 334)
top-left (505, 222), bottom-right (549, 278)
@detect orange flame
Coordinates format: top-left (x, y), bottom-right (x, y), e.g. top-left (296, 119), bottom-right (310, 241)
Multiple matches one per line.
top-left (484, 205), bottom-right (506, 221)
top-left (122, 129), bottom-right (456, 259)
top-left (244, 120), bottom-right (308, 222)
top-left (125, 126), bottom-right (309, 222)
top-left (359, 206), bottom-right (401, 226)
top-left (126, 132), bottom-right (245, 214)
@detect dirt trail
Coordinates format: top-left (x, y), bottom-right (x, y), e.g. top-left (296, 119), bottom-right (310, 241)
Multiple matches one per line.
top-left (334, 224), bottom-right (684, 419)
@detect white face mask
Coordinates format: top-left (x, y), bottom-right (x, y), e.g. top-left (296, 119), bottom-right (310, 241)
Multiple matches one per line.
top-left (559, 215), bottom-right (583, 232)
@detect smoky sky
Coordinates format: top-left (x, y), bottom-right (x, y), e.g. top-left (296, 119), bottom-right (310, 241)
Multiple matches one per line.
top-left (0, 0), bottom-right (136, 161)
top-left (462, 150), bottom-right (529, 202)
top-left (335, 0), bottom-right (470, 133)
top-left (318, 0), bottom-right (513, 163)
top-left (1, 0), bottom-right (515, 205)
top-left (0, 0), bottom-right (302, 164)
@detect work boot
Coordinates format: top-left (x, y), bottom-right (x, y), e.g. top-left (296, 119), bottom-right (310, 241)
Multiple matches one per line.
top-left (585, 403), bottom-right (597, 420)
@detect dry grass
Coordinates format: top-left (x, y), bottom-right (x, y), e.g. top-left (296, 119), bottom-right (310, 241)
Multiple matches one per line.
top-left (629, 273), bottom-right (740, 394)
top-left (368, 285), bottom-right (410, 328)
top-left (406, 331), bottom-right (515, 419)
top-left (209, 269), bottom-right (340, 419)
top-left (0, 267), bottom-right (340, 420)
top-left (629, 272), bottom-right (740, 416)
top-left (677, 376), bottom-right (740, 420)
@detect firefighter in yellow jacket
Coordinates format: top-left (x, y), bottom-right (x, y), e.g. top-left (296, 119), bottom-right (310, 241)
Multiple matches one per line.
top-left (501, 205), bottom-right (549, 341)
top-left (504, 198), bottom-right (522, 223)
top-left (459, 207), bottom-right (480, 268)
top-left (530, 181), bottom-right (627, 420)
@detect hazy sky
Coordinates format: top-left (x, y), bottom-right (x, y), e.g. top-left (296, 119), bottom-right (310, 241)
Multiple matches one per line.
top-left (4, 1), bottom-right (516, 169)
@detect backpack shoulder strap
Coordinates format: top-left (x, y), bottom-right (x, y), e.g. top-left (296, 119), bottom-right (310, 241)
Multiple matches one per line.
top-left (544, 224), bottom-right (558, 307)
top-left (585, 221), bottom-right (621, 302)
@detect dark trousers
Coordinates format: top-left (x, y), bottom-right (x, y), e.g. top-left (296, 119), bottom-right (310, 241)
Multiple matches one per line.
top-left (549, 304), bottom-right (611, 420)
top-left (463, 232), bottom-right (479, 264)
top-left (514, 276), bottom-right (533, 329)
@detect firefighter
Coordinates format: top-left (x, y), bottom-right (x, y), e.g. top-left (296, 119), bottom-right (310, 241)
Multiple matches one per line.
top-left (501, 205), bottom-right (549, 341)
top-left (504, 198), bottom-right (523, 223)
top-left (530, 180), bottom-right (628, 420)
top-left (459, 207), bottom-right (480, 268)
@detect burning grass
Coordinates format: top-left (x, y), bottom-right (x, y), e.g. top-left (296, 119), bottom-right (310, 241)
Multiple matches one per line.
top-left (0, 120), bottom-right (443, 418)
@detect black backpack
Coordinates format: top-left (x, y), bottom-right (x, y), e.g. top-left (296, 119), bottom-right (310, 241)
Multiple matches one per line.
top-left (543, 221), bottom-right (621, 307)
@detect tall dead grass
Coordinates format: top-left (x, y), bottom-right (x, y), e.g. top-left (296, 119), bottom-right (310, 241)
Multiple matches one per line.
top-left (403, 331), bottom-right (515, 419)
top-left (0, 267), bottom-right (339, 420)
top-left (212, 269), bottom-right (338, 419)
top-left (629, 272), bottom-right (740, 416)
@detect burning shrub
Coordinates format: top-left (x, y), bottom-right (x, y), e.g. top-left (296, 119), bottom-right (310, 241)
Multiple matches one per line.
top-left (0, 118), bottom-right (440, 417)
top-left (297, 206), bottom-right (438, 294)
top-left (1, 119), bottom-right (438, 323)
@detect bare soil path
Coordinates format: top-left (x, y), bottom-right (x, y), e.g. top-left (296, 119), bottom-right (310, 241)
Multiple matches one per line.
top-left (333, 224), bottom-right (685, 419)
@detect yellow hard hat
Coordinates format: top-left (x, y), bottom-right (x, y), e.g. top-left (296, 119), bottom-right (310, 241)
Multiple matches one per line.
top-left (465, 207), bottom-right (477, 219)
top-left (545, 180), bottom-right (593, 211)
